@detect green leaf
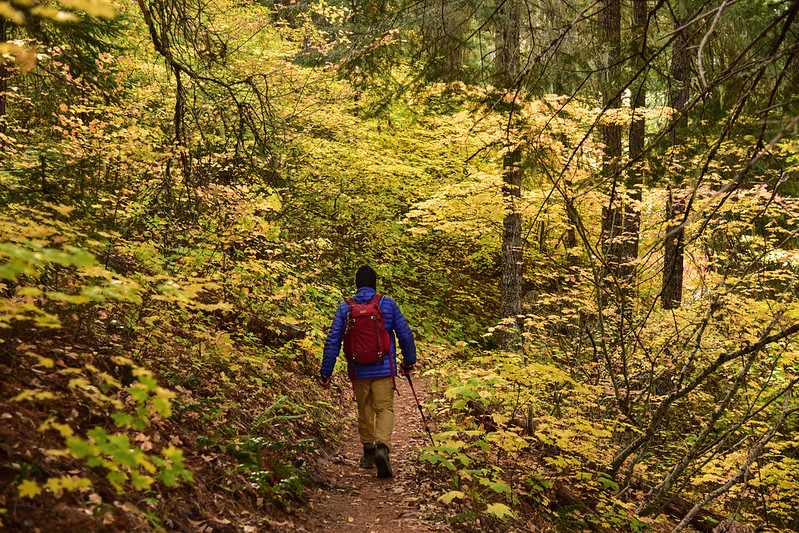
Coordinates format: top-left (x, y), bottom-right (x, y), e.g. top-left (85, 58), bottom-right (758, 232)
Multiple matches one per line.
top-left (106, 434), bottom-right (137, 468)
top-left (111, 412), bottom-right (134, 428)
top-left (138, 375), bottom-right (158, 392)
top-left (130, 471), bottom-right (155, 491)
top-left (128, 384), bottom-right (149, 403)
top-left (486, 481), bottom-right (511, 495)
top-left (131, 416), bottom-right (146, 431)
top-left (106, 470), bottom-right (127, 490)
top-left (158, 467), bottom-right (179, 486)
top-left (152, 397), bottom-right (171, 417)
top-left (597, 474), bottom-right (619, 492)
top-left (419, 452), bottom-right (456, 470)
top-left (67, 437), bottom-right (96, 458)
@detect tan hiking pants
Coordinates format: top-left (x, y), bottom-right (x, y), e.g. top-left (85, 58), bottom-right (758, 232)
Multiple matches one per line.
top-left (351, 376), bottom-right (394, 450)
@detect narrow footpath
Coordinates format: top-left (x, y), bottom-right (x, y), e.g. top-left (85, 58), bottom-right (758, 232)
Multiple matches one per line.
top-left (287, 376), bottom-right (456, 532)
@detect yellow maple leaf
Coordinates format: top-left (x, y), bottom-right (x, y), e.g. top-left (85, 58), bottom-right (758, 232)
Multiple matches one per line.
top-left (18, 479), bottom-right (42, 498)
top-left (44, 477), bottom-right (64, 493)
top-left (10, 390), bottom-right (58, 402)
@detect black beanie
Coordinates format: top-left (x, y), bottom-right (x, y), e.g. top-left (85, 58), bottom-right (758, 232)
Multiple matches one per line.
top-left (355, 265), bottom-right (377, 289)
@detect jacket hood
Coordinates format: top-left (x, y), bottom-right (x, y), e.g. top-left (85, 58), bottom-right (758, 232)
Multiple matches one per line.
top-left (352, 286), bottom-right (377, 303)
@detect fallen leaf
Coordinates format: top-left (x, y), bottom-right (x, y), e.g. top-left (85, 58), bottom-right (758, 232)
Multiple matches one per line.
top-left (18, 479), bottom-right (42, 498)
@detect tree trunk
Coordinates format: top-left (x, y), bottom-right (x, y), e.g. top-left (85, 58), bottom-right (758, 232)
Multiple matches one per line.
top-left (423, 0), bottom-right (464, 82)
top-left (501, 147), bottom-right (523, 323)
top-left (0, 15), bottom-right (7, 144)
top-left (669, 14), bottom-right (691, 145)
top-left (600, 0), bottom-right (635, 307)
top-left (629, 0), bottom-right (647, 162)
top-left (662, 11), bottom-right (692, 309)
top-left (662, 187), bottom-right (685, 309)
top-left (600, 0), bottom-right (622, 178)
top-left (616, 0), bottom-right (647, 311)
top-left (497, 0), bottom-right (522, 347)
top-left (601, 200), bottom-right (639, 310)
top-left (496, 0), bottom-right (520, 86)
top-left (441, 2), bottom-right (464, 82)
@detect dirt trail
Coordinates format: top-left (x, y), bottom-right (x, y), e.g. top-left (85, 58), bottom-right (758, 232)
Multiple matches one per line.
top-left (286, 376), bottom-right (455, 533)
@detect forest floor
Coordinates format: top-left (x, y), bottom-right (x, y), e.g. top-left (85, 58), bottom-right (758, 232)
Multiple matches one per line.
top-left (283, 375), bottom-right (457, 533)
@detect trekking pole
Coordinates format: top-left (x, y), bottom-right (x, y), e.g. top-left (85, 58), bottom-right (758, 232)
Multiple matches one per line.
top-left (405, 373), bottom-right (435, 446)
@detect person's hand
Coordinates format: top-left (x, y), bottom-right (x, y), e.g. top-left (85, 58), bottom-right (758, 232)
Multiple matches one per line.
top-left (318, 374), bottom-right (332, 389)
top-left (399, 363), bottom-right (414, 376)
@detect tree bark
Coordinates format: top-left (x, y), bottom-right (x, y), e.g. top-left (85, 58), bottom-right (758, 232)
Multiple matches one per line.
top-left (616, 0), bottom-right (647, 311)
top-left (662, 10), bottom-right (691, 309)
top-left (0, 16), bottom-right (7, 144)
top-left (600, 0), bottom-right (637, 307)
top-left (662, 187), bottom-right (685, 309)
top-left (501, 147), bottom-right (523, 323)
top-left (629, 0), bottom-right (647, 162)
top-left (440, 1), bottom-right (464, 82)
top-left (600, 0), bottom-right (622, 177)
top-left (669, 13), bottom-right (691, 145)
top-left (496, 0), bottom-right (520, 87)
top-left (497, 0), bottom-right (523, 347)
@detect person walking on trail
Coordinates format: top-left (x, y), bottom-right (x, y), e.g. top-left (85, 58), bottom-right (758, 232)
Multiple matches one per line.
top-left (318, 265), bottom-right (417, 478)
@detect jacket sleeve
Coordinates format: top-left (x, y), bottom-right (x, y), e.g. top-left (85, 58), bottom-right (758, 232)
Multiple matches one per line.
top-left (320, 302), bottom-right (348, 377)
top-left (391, 301), bottom-right (416, 365)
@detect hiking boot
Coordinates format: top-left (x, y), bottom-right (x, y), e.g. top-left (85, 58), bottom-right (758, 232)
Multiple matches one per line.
top-left (374, 443), bottom-right (392, 478)
top-left (359, 444), bottom-right (376, 468)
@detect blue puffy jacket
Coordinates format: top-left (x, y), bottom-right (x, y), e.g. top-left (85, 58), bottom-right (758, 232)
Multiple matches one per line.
top-left (320, 287), bottom-right (416, 379)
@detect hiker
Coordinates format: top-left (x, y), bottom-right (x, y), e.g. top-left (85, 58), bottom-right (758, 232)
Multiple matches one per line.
top-left (318, 265), bottom-right (417, 478)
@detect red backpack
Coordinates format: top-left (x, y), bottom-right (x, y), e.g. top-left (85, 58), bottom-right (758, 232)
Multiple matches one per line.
top-left (342, 294), bottom-right (392, 368)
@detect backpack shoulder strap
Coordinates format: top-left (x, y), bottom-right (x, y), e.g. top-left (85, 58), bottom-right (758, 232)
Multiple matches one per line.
top-left (368, 294), bottom-right (383, 306)
top-left (345, 298), bottom-right (356, 306)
